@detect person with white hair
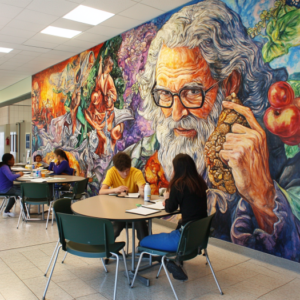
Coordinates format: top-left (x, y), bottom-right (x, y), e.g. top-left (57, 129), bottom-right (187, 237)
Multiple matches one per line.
top-left (121, 0), bottom-right (300, 261)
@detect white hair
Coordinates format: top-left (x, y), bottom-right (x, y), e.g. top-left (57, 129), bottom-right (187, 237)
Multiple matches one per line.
top-left (138, 0), bottom-right (287, 120)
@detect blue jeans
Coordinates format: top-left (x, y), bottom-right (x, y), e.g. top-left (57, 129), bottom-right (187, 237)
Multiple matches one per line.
top-left (140, 230), bottom-right (181, 252)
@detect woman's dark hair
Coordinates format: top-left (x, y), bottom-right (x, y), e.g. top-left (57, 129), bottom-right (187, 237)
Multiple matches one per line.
top-left (34, 154), bottom-right (42, 162)
top-left (168, 154), bottom-right (208, 198)
top-left (54, 149), bottom-right (69, 162)
top-left (113, 152), bottom-right (131, 171)
top-left (0, 153), bottom-right (14, 169)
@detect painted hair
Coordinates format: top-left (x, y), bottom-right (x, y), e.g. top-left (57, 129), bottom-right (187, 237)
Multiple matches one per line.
top-left (0, 153), bottom-right (13, 169)
top-left (54, 149), bottom-right (69, 162)
top-left (104, 56), bottom-right (114, 71)
top-left (139, 0), bottom-right (287, 119)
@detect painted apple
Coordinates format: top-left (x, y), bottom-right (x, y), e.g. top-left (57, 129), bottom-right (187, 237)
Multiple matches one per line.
top-left (294, 97), bottom-right (300, 110)
top-left (281, 134), bottom-right (300, 146)
top-left (268, 81), bottom-right (294, 109)
top-left (263, 105), bottom-right (300, 137)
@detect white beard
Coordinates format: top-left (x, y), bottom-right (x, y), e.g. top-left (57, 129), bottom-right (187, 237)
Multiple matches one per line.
top-left (155, 92), bottom-right (223, 181)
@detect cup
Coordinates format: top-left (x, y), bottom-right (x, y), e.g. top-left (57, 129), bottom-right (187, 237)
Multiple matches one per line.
top-left (41, 173), bottom-right (46, 178)
top-left (159, 188), bottom-right (167, 196)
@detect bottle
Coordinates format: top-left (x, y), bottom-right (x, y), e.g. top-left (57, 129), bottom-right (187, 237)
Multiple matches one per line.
top-left (144, 183), bottom-right (151, 202)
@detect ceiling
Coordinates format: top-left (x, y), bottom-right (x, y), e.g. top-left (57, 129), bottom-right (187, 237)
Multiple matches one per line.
top-left (0, 0), bottom-right (192, 91)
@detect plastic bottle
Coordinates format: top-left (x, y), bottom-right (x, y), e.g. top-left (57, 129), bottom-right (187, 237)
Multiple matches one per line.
top-left (144, 183), bottom-right (151, 202)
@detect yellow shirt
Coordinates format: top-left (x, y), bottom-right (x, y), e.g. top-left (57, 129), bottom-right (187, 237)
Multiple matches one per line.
top-left (102, 167), bottom-right (146, 193)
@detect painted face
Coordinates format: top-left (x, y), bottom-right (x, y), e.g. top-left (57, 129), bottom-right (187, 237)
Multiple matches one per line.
top-left (156, 45), bottom-right (218, 138)
top-left (117, 168), bottom-right (131, 179)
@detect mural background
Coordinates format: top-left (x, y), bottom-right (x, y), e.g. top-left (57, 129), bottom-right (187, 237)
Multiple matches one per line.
top-left (32, 0), bottom-right (300, 262)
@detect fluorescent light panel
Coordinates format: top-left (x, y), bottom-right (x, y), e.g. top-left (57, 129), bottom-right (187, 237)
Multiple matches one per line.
top-left (63, 5), bottom-right (114, 26)
top-left (0, 47), bottom-right (13, 53)
top-left (41, 26), bottom-right (81, 38)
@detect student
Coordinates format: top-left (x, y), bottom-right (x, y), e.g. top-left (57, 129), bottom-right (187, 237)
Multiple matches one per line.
top-left (140, 154), bottom-right (208, 281)
top-left (100, 152), bottom-right (148, 241)
top-left (34, 154), bottom-right (48, 168)
top-left (0, 153), bottom-right (23, 217)
top-left (48, 149), bottom-right (74, 175)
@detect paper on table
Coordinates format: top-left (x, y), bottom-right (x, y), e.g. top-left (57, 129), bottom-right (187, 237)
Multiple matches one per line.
top-left (126, 207), bottom-right (159, 216)
top-left (125, 193), bottom-right (140, 198)
top-left (31, 178), bottom-right (48, 182)
top-left (142, 201), bottom-right (165, 210)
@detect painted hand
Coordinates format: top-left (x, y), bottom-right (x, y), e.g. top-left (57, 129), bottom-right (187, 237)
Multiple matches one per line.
top-left (219, 101), bottom-right (277, 234)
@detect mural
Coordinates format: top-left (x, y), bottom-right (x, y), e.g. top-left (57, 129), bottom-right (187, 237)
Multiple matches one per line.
top-left (32, 0), bottom-right (300, 262)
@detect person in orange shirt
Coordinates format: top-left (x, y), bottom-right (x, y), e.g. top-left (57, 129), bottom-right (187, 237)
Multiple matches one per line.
top-left (100, 152), bottom-right (148, 242)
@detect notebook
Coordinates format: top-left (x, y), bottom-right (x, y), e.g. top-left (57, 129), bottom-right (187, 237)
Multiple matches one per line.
top-left (126, 207), bottom-right (159, 216)
top-left (142, 201), bottom-right (165, 210)
top-left (118, 193), bottom-right (140, 198)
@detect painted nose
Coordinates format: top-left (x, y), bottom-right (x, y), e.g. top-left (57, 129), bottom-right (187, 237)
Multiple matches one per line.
top-left (172, 95), bottom-right (188, 122)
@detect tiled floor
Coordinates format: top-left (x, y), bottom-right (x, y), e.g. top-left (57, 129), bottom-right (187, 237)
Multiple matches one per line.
top-left (0, 201), bottom-right (299, 300)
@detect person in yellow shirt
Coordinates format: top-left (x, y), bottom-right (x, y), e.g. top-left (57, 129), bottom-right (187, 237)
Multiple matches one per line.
top-left (100, 152), bottom-right (148, 241)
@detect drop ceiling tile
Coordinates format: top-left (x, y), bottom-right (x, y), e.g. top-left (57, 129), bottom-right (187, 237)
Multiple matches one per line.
top-left (66, 0), bottom-right (85, 3)
top-left (75, 32), bottom-right (108, 43)
top-left (119, 3), bottom-right (164, 22)
top-left (86, 25), bottom-right (123, 37)
top-left (18, 50), bottom-right (43, 57)
top-left (29, 33), bottom-right (67, 44)
top-left (0, 17), bottom-right (11, 29)
top-left (138, 0), bottom-right (192, 11)
top-left (100, 15), bottom-right (143, 30)
top-left (0, 34), bottom-right (28, 44)
top-left (0, 0), bottom-right (32, 8)
top-left (50, 18), bottom-right (93, 32)
top-left (0, 27), bottom-right (37, 39)
top-left (23, 39), bottom-right (58, 49)
top-left (13, 44), bottom-right (52, 53)
top-left (7, 19), bottom-right (46, 32)
top-left (0, 3), bottom-right (23, 19)
top-left (27, 0), bottom-right (78, 17)
top-left (54, 44), bottom-right (83, 54)
top-left (62, 38), bottom-right (97, 49)
top-left (82, 0), bottom-right (136, 14)
top-left (16, 9), bottom-right (59, 26)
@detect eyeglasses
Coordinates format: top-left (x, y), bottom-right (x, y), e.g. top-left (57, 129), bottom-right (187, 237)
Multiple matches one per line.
top-left (151, 80), bottom-right (222, 109)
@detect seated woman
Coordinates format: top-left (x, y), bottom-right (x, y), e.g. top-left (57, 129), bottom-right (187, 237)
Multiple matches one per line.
top-left (34, 154), bottom-right (48, 168)
top-left (140, 154), bottom-right (208, 281)
top-left (48, 149), bottom-right (74, 175)
top-left (0, 153), bottom-right (23, 217)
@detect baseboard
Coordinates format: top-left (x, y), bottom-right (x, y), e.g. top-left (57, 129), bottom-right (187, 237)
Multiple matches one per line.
top-left (153, 218), bottom-right (300, 274)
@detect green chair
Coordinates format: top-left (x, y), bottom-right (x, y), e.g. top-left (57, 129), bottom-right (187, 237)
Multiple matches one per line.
top-left (18, 183), bottom-right (53, 229)
top-left (130, 214), bottom-right (223, 300)
top-left (43, 198), bottom-right (130, 300)
top-left (61, 178), bottom-right (89, 201)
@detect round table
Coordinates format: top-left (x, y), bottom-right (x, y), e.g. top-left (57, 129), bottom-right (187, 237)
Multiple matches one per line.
top-left (72, 195), bottom-right (179, 286)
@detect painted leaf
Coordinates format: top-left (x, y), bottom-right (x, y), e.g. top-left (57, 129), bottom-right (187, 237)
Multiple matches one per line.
top-left (285, 144), bottom-right (300, 159)
top-left (262, 8), bottom-right (300, 62)
top-left (288, 80), bottom-right (300, 97)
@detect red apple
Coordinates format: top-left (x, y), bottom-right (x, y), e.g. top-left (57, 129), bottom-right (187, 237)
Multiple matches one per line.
top-left (268, 81), bottom-right (294, 109)
top-left (263, 105), bottom-right (300, 137)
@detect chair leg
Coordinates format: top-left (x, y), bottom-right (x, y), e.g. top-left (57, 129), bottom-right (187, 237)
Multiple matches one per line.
top-left (204, 249), bottom-right (223, 295)
top-left (45, 202), bottom-right (52, 230)
top-left (17, 209), bottom-right (22, 229)
top-left (62, 252), bottom-right (68, 263)
top-left (162, 256), bottom-right (179, 300)
top-left (126, 223), bottom-right (129, 255)
top-left (130, 252), bottom-right (146, 288)
top-left (110, 252), bottom-right (120, 300)
top-left (156, 263), bottom-right (163, 279)
top-left (43, 245), bottom-right (62, 300)
top-left (51, 204), bottom-right (54, 226)
top-left (101, 258), bottom-right (108, 273)
top-left (121, 248), bottom-right (130, 285)
top-left (0, 197), bottom-right (8, 213)
top-left (45, 239), bottom-right (60, 276)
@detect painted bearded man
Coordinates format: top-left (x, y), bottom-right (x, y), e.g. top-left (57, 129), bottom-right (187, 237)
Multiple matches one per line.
top-left (123, 0), bottom-right (300, 261)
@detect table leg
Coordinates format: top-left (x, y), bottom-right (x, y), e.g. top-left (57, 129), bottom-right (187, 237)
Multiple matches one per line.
top-left (38, 205), bottom-right (40, 214)
top-left (42, 205), bottom-right (44, 221)
top-left (148, 219), bottom-right (152, 266)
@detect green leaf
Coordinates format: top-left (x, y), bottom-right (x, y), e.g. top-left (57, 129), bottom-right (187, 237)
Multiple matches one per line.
top-left (262, 8), bottom-right (300, 63)
top-left (287, 80), bottom-right (300, 97)
top-left (285, 144), bottom-right (300, 159)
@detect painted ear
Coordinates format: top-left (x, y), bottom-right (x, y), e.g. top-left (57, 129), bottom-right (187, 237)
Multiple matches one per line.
top-left (223, 70), bottom-right (241, 97)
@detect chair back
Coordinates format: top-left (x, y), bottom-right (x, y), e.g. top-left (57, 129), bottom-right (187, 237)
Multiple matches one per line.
top-left (73, 178), bottom-right (88, 196)
top-left (176, 214), bottom-right (215, 261)
top-left (21, 183), bottom-right (51, 204)
top-left (54, 199), bottom-right (115, 257)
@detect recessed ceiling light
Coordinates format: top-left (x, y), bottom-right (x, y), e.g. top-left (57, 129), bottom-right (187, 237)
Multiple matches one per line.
top-left (63, 5), bottom-right (114, 26)
top-left (41, 26), bottom-right (81, 38)
top-left (0, 47), bottom-right (13, 53)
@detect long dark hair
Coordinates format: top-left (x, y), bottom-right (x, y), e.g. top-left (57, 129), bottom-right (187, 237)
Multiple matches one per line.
top-left (54, 149), bottom-right (69, 162)
top-left (168, 154), bottom-right (207, 198)
top-left (0, 153), bottom-right (14, 169)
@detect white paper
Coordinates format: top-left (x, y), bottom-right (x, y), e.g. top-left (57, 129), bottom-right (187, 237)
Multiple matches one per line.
top-left (12, 167), bottom-right (27, 171)
top-left (31, 179), bottom-right (48, 182)
top-left (142, 201), bottom-right (165, 210)
top-left (125, 193), bottom-right (140, 198)
top-left (126, 207), bottom-right (159, 215)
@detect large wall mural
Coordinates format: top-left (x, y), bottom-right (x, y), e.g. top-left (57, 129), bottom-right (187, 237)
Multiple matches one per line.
top-left (32, 0), bottom-right (300, 262)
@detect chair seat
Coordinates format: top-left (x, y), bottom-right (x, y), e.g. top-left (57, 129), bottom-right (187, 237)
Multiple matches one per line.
top-left (25, 198), bottom-right (49, 205)
top-left (66, 241), bottom-right (125, 258)
top-left (137, 246), bottom-right (174, 257)
top-left (62, 193), bottom-right (83, 200)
